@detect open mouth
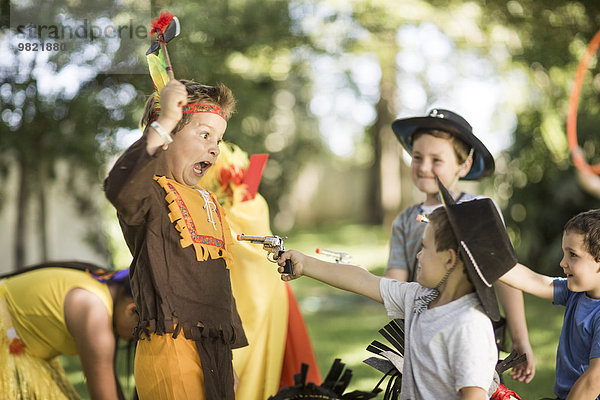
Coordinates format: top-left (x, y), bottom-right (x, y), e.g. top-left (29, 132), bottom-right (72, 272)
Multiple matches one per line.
top-left (193, 161), bottom-right (212, 176)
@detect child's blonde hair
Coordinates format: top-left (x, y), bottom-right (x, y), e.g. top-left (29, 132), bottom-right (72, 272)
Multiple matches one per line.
top-left (140, 79), bottom-right (236, 133)
top-left (411, 128), bottom-right (471, 164)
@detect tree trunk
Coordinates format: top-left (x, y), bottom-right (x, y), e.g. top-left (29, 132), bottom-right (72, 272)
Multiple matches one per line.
top-left (366, 32), bottom-right (408, 228)
top-left (15, 158), bottom-right (30, 269)
top-left (38, 166), bottom-right (48, 261)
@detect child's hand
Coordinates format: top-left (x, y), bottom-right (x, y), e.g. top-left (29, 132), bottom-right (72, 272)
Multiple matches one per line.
top-left (156, 80), bottom-right (188, 131)
top-left (508, 340), bottom-right (535, 383)
top-left (277, 250), bottom-right (305, 281)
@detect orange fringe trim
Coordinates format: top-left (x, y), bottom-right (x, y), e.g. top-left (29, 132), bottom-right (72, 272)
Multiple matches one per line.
top-left (154, 175), bottom-right (235, 267)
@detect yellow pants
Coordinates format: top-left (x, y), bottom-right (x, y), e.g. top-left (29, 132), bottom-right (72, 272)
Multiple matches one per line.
top-left (135, 333), bottom-right (206, 400)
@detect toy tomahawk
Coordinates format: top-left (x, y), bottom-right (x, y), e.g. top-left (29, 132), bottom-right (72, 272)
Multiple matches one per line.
top-left (147, 11), bottom-right (181, 80)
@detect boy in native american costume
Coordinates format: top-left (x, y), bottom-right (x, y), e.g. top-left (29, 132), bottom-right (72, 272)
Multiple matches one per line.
top-left (104, 47), bottom-right (247, 398)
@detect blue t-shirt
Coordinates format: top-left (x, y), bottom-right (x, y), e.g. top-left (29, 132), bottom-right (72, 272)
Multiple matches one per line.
top-left (553, 278), bottom-right (600, 399)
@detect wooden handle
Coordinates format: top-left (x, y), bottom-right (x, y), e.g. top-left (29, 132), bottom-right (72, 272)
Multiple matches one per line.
top-left (159, 40), bottom-right (175, 80)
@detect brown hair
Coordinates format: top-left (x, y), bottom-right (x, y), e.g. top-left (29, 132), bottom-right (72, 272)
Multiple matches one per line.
top-left (411, 129), bottom-right (471, 164)
top-left (427, 207), bottom-right (459, 253)
top-left (564, 209), bottom-right (600, 262)
top-left (141, 79), bottom-right (236, 134)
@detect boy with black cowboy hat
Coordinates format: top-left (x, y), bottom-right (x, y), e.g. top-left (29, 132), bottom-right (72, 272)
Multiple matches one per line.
top-left (385, 108), bottom-right (535, 382)
top-left (276, 178), bottom-right (519, 399)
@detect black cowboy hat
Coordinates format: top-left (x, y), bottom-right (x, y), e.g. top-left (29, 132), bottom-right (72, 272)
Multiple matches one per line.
top-left (391, 108), bottom-right (495, 180)
top-left (437, 177), bottom-right (517, 321)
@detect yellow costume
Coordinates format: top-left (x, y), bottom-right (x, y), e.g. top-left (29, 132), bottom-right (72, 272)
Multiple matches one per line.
top-left (0, 268), bottom-right (112, 399)
top-left (199, 143), bottom-right (320, 399)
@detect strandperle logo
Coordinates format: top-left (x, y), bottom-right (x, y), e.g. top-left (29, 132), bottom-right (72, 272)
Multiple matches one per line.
top-left (15, 19), bottom-right (150, 41)
top-left (10, 0), bottom-right (152, 74)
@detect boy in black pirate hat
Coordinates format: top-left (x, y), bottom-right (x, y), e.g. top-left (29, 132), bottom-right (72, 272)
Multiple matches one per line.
top-left (385, 108), bottom-right (534, 382)
top-left (277, 178), bottom-right (518, 399)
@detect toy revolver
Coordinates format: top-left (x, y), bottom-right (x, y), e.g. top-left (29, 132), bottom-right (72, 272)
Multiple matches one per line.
top-left (237, 234), bottom-right (294, 275)
top-left (315, 248), bottom-right (352, 264)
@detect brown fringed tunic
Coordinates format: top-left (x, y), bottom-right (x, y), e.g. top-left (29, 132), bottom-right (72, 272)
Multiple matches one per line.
top-left (104, 136), bottom-right (247, 399)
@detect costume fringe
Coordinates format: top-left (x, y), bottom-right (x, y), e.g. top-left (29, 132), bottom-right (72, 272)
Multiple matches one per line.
top-left (154, 176), bottom-right (235, 267)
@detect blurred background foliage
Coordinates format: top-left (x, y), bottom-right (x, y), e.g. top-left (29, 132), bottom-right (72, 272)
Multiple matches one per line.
top-left (2, 0), bottom-right (600, 272)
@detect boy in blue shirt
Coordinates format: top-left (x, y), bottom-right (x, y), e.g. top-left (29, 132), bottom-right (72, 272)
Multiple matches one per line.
top-left (500, 209), bottom-right (600, 399)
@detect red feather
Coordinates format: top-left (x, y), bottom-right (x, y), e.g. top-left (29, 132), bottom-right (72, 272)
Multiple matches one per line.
top-left (149, 11), bottom-right (174, 37)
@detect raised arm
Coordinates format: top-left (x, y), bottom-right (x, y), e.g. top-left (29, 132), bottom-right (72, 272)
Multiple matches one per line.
top-left (104, 80), bottom-right (187, 225)
top-left (499, 263), bottom-right (554, 301)
top-left (144, 80), bottom-right (187, 156)
top-left (278, 250), bottom-right (383, 303)
top-left (64, 288), bottom-right (120, 400)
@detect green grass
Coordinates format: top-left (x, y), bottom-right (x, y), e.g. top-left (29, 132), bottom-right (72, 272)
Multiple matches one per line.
top-left (63, 223), bottom-right (563, 399)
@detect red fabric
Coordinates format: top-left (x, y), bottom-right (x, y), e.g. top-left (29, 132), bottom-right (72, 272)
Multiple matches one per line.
top-left (241, 154), bottom-right (269, 201)
top-left (219, 163), bottom-right (245, 198)
top-left (491, 383), bottom-right (521, 400)
top-left (279, 283), bottom-right (322, 388)
top-left (9, 338), bottom-right (26, 355)
top-left (150, 11), bottom-right (174, 36)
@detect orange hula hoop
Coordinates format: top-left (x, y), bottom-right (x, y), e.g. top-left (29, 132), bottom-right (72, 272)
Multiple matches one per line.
top-left (567, 29), bottom-right (600, 175)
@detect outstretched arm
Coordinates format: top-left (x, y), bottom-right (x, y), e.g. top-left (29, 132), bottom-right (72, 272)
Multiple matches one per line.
top-left (495, 282), bottom-right (535, 383)
top-left (277, 250), bottom-right (383, 303)
top-left (566, 357), bottom-right (600, 399)
top-left (64, 288), bottom-right (120, 400)
top-left (499, 263), bottom-right (554, 301)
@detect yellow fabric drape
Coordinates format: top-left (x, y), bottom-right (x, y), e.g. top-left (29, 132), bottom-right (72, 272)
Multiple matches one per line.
top-left (227, 192), bottom-right (288, 400)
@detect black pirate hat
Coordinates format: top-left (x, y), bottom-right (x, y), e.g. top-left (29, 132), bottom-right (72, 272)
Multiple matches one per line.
top-left (391, 108), bottom-right (495, 180)
top-left (437, 177), bottom-right (517, 321)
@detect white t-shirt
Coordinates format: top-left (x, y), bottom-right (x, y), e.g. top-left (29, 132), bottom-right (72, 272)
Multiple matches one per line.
top-left (379, 278), bottom-right (497, 400)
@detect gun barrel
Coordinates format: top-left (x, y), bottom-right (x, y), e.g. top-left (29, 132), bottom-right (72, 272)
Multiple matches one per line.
top-left (315, 248), bottom-right (350, 261)
top-left (237, 234), bottom-right (267, 243)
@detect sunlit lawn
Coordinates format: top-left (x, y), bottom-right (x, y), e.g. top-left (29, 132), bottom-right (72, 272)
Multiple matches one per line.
top-left (63, 223), bottom-right (563, 399)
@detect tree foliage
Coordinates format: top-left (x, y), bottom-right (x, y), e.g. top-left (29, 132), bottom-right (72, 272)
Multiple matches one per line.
top-left (4, 0), bottom-right (600, 271)
top-left (0, 25), bottom-right (145, 266)
top-left (473, 1), bottom-right (600, 273)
